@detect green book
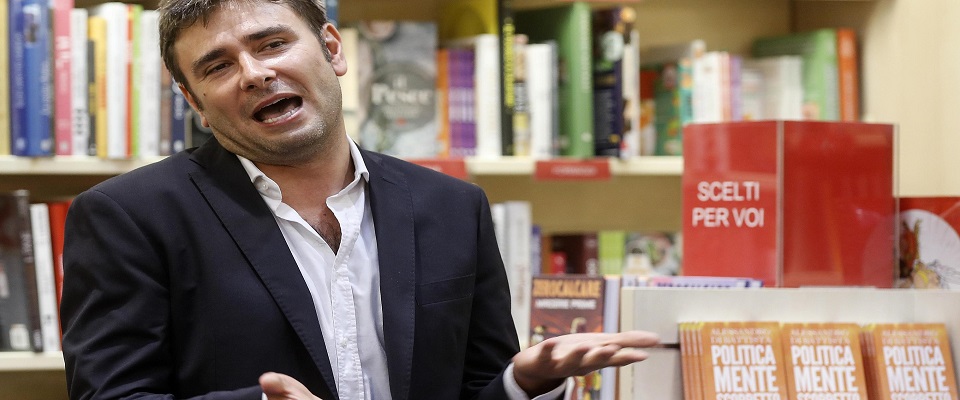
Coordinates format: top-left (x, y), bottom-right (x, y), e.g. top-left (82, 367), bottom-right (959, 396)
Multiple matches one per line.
top-left (752, 29), bottom-right (840, 121)
top-left (515, 2), bottom-right (594, 158)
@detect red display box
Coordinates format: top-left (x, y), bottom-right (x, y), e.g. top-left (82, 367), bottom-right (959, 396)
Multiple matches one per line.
top-left (682, 121), bottom-right (896, 287)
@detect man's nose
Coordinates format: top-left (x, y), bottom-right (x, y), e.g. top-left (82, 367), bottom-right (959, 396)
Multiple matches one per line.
top-left (238, 53), bottom-right (276, 90)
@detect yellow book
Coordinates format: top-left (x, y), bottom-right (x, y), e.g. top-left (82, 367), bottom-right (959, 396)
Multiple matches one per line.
top-left (88, 15), bottom-right (108, 158)
top-left (0, 0), bottom-right (9, 155)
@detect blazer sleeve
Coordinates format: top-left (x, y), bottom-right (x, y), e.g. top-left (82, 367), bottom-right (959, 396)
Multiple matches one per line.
top-left (59, 189), bottom-right (262, 400)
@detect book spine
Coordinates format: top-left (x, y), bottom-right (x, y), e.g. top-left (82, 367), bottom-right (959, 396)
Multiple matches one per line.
top-left (0, 0), bottom-right (10, 155)
top-left (473, 34), bottom-right (502, 158)
top-left (436, 48), bottom-right (451, 158)
top-left (29, 203), bottom-right (60, 352)
top-left (170, 79), bottom-right (187, 154)
top-left (88, 15), bottom-right (108, 158)
top-left (560, 2), bottom-right (594, 158)
top-left (591, 7), bottom-right (626, 158)
top-left (128, 4), bottom-right (142, 159)
top-left (14, 191), bottom-right (43, 352)
top-left (498, 0), bottom-right (514, 156)
top-left (12, 0), bottom-right (54, 157)
top-left (138, 10), bottom-right (161, 158)
top-left (836, 28), bottom-right (860, 122)
top-left (70, 8), bottom-right (90, 156)
top-left (525, 42), bottom-right (555, 159)
top-left (52, 0), bottom-right (74, 156)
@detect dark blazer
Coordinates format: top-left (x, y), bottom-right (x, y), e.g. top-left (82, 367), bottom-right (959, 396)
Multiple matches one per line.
top-left (60, 138), bottom-right (520, 400)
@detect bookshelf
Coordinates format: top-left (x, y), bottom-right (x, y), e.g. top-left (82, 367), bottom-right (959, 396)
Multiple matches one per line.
top-left (3, 0), bottom-right (960, 399)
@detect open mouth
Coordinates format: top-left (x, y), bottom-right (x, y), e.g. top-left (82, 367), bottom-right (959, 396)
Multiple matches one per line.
top-left (253, 96), bottom-right (303, 124)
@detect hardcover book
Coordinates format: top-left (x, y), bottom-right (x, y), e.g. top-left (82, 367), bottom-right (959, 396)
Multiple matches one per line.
top-left (356, 21), bottom-right (439, 158)
top-left (10, 0), bottom-right (54, 157)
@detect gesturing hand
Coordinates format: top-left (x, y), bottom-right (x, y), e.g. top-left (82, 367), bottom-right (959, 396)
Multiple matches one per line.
top-left (260, 372), bottom-right (323, 400)
top-left (511, 330), bottom-right (661, 396)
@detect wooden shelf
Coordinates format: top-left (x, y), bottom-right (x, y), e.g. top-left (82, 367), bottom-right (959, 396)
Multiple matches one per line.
top-left (0, 156), bottom-right (682, 177)
top-left (0, 352), bottom-right (64, 372)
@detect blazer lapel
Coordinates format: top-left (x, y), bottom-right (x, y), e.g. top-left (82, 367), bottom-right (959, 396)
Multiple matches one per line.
top-left (362, 150), bottom-right (416, 400)
top-left (187, 140), bottom-right (339, 399)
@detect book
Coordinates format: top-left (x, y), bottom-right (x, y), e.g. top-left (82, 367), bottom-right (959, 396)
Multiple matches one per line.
top-left (439, 0), bottom-right (515, 156)
top-left (643, 275), bottom-right (763, 288)
top-left (338, 26), bottom-right (360, 143)
top-left (435, 48), bottom-right (451, 158)
top-left (88, 2), bottom-right (130, 159)
top-left (622, 231), bottom-right (682, 277)
top-left (897, 196), bottom-right (960, 289)
top-left (87, 14), bottom-right (108, 158)
top-left (46, 200), bottom-right (69, 309)
top-left (861, 323), bottom-right (959, 399)
top-left (502, 201), bottom-right (533, 349)
top-left (550, 232), bottom-right (599, 275)
top-left (591, 7), bottom-right (640, 159)
top-left (127, 4), bottom-right (143, 159)
top-left (170, 78), bottom-right (188, 154)
top-left (324, 0), bottom-right (338, 27)
top-left (29, 204), bottom-right (60, 352)
top-left (0, 0), bottom-right (9, 155)
top-left (446, 46), bottom-right (477, 157)
top-left (137, 10), bottom-right (162, 158)
top-left (740, 56), bottom-right (804, 121)
top-left (530, 275), bottom-right (607, 399)
top-left (445, 34), bottom-right (501, 158)
top-left (515, 2), bottom-right (595, 158)
top-left (10, 0), bottom-right (55, 157)
top-left (511, 34), bottom-right (530, 157)
top-left (0, 190), bottom-right (42, 352)
top-left (752, 28), bottom-right (841, 121)
top-left (356, 21), bottom-right (440, 158)
top-left (524, 41), bottom-right (559, 159)
top-left (70, 7), bottom-right (92, 156)
top-left (640, 40), bottom-right (704, 156)
top-left (696, 321), bottom-right (791, 400)
top-left (836, 28), bottom-right (860, 122)
top-left (52, 0), bottom-right (74, 156)
top-left (780, 322), bottom-right (869, 400)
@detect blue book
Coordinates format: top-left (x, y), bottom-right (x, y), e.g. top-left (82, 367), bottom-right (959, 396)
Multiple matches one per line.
top-left (325, 0), bottom-right (338, 26)
top-left (9, 0), bottom-right (54, 157)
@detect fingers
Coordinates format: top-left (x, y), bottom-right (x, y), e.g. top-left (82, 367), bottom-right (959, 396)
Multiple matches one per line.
top-left (259, 372), bottom-right (322, 400)
top-left (259, 372), bottom-right (287, 396)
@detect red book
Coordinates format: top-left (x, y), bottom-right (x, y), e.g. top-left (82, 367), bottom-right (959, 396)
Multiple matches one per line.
top-left (46, 200), bottom-right (70, 309)
top-left (52, 0), bottom-right (75, 155)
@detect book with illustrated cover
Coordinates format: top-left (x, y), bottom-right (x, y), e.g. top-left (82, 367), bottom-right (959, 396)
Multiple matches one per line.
top-left (515, 2), bottom-right (595, 158)
top-left (356, 21), bottom-right (439, 158)
top-left (861, 323), bottom-right (959, 400)
top-left (697, 321), bottom-right (790, 400)
top-left (591, 6), bottom-right (636, 158)
top-left (781, 322), bottom-right (869, 400)
top-left (898, 197), bottom-right (960, 289)
top-left (530, 275), bottom-right (606, 399)
top-left (640, 40), bottom-right (704, 156)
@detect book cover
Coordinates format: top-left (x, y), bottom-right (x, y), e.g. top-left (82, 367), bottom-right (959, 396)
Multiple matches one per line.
top-left (0, 190), bottom-right (42, 352)
top-left (29, 203), bottom-right (60, 352)
top-left (780, 322), bottom-right (869, 400)
top-left (0, 0), bottom-right (9, 155)
top-left (515, 2), bottom-right (595, 158)
top-left (530, 275), bottom-right (606, 399)
top-left (752, 28), bottom-right (841, 121)
top-left (439, 0), bottom-right (514, 156)
top-left (898, 197), bottom-right (960, 289)
top-left (356, 21), bottom-right (439, 158)
top-left (697, 321), bottom-right (790, 400)
top-left (861, 323), bottom-right (959, 400)
top-left (52, 0), bottom-right (74, 156)
top-left (10, 0), bottom-right (55, 157)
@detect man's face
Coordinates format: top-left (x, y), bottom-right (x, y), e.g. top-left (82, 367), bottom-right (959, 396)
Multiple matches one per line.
top-left (173, 1), bottom-right (347, 165)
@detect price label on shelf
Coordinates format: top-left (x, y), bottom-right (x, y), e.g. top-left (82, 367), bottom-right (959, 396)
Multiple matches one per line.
top-left (407, 159), bottom-right (469, 180)
top-left (534, 159), bottom-right (611, 181)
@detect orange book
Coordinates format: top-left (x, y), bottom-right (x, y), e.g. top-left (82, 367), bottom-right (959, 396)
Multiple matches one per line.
top-left (781, 322), bottom-right (869, 399)
top-left (862, 323), bottom-right (959, 399)
top-left (698, 321), bottom-right (790, 400)
top-left (436, 48), bottom-right (451, 158)
top-left (679, 322), bottom-right (694, 400)
top-left (836, 28), bottom-right (860, 122)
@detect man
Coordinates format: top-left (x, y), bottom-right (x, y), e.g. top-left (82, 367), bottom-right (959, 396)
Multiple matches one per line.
top-left (59, 0), bottom-right (660, 398)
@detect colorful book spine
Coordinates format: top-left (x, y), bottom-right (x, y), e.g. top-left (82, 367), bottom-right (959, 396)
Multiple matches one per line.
top-left (52, 0), bottom-right (74, 156)
top-left (70, 8), bottom-right (92, 156)
top-left (87, 15), bottom-right (108, 158)
top-left (0, 0), bottom-right (9, 155)
top-left (10, 0), bottom-right (54, 157)
top-left (88, 2), bottom-right (130, 159)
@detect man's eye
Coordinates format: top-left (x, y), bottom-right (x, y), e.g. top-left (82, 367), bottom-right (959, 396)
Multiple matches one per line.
top-left (206, 63), bottom-right (229, 75)
top-left (265, 40), bottom-right (286, 50)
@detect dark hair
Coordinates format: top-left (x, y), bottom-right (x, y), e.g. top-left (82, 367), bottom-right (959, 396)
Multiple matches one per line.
top-left (158, 0), bottom-right (328, 91)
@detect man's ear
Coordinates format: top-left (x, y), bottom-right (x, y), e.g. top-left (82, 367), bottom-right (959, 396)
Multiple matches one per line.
top-left (322, 23), bottom-right (347, 77)
top-left (179, 83), bottom-right (210, 128)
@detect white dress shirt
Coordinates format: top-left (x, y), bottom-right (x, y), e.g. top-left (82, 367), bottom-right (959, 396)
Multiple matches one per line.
top-left (240, 140), bottom-right (562, 400)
